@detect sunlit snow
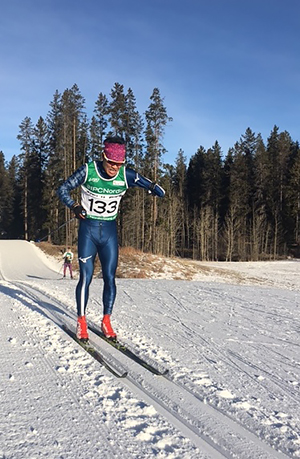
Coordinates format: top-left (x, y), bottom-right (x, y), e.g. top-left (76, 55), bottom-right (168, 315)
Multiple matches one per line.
top-left (0, 240), bottom-right (299, 458)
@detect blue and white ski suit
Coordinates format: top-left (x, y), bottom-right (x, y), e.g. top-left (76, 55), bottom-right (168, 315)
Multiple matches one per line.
top-left (57, 161), bottom-right (165, 317)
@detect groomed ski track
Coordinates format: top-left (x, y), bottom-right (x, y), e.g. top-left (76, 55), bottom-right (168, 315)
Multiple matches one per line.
top-left (0, 240), bottom-right (295, 458)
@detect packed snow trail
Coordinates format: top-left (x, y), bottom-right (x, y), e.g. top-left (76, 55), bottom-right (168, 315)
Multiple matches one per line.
top-left (0, 240), bottom-right (299, 458)
top-left (2, 278), bottom-right (281, 459)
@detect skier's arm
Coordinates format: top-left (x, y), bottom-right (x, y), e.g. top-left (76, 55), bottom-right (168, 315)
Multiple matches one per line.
top-left (56, 165), bottom-right (87, 208)
top-left (125, 168), bottom-right (165, 197)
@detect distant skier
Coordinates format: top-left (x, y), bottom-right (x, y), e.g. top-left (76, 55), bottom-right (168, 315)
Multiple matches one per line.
top-left (62, 247), bottom-right (73, 279)
top-left (56, 136), bottom-right (165, 342)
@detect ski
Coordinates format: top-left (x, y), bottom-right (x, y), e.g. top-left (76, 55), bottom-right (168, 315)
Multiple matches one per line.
top-left (89, 324), bottom-right (169, 376)
top-left (62, 325), bottom-right (128, 378)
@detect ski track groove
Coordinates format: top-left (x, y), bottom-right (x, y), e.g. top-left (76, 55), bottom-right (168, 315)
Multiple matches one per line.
top-left (226, 347), bottom-right (300, 405)
top-left (129, 284), bottom-right (299, 458)
top-left (3, 280), bottom-right (203, 458)
top-left (170, 300), bottom-right (300, 415)
top-left (160, 287), bottom-right (300, 398)
top-left (0, 288), bottom-right (123, 458)
top-left (162, 316), bottom-right (300, 442)
top-left (9, 281), bottom-right (225, 458)
top-left (3, 280), bottom-right (291, 459)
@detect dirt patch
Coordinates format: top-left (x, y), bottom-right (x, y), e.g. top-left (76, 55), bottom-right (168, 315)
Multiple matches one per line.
top-left (36, 242), bottom-right (258, 283)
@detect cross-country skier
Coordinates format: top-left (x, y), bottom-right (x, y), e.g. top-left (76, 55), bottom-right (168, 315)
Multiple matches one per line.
top-left (57, 136), bottom-right (165, 342)
top-left (62, 246), bottom-right (73, 279)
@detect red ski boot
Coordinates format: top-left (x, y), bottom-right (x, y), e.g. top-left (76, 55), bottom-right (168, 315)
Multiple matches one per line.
top-left (76, 316), bottom-right (89, 342)
top-left (101, 314), bottom-right (117, 340)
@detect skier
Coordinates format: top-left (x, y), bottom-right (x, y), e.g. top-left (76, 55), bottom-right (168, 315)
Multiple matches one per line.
top-left (57, 136), bottom-right (165, 342)
top-left (62, 246), bottom-right (73, 279)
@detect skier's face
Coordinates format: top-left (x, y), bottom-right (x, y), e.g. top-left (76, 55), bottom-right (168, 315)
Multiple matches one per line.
top-left (103, 158), bottom-right (122, 177)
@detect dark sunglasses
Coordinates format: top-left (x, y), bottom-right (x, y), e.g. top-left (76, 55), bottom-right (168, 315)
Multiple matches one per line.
top-left (103, 152), bottom-right (124, 167)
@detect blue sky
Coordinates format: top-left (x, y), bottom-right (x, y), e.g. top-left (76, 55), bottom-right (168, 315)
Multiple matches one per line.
top-left (1, 0), bottom-right (300, 166)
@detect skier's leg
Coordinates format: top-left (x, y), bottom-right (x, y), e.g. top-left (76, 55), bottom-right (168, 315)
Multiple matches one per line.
top-left (98, 220), bottom-right (119, 316)
top-left (76, 221), bottom-right (97, 317)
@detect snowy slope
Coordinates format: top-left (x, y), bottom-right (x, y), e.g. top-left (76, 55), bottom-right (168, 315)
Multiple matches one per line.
top-left (0, 240), bottom-right (299, 458)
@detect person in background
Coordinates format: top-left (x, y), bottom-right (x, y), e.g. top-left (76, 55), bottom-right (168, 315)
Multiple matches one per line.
top-left (62, 246), bottom-right (74, 279)
top-left (56, 136), bottom-right (165, 342)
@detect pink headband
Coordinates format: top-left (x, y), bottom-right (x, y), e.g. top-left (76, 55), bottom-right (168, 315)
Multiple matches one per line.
top-left (104, 143), bottom-right (126, 163)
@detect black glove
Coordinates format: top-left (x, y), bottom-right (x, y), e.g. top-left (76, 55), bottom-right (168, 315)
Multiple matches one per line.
top-left (148, 182), bottom-right (165, 197)
top-left (72, 203), bottom-right (86, 219)
top-left (148, 182), bottom-right (157, 195)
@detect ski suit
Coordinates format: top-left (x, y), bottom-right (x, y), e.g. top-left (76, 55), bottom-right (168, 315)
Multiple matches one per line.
top-left (57, 160), bottom-right (164, 318)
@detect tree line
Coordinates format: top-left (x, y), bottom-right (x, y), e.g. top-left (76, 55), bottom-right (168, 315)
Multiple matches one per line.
top-left (0, 82), bottom-right (300, 261)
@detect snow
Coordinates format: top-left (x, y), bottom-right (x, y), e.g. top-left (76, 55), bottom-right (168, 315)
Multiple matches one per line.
top-left (0, 240), bottom-right (299, 458)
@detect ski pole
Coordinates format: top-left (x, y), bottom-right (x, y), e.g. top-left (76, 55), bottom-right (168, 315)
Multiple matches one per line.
top-left (39, 218), bottom-right (75, 242)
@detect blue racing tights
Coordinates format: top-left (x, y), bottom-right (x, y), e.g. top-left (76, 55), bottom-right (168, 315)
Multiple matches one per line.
top-left (76, 218), bottom-right (119, 317)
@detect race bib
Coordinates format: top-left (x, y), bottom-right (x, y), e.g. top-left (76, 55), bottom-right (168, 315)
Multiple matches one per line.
top-left (81, 188), bottom-right (125, 220)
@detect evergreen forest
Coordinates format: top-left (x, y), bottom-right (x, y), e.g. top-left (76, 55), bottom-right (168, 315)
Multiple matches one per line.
top-left (1, 82), bottom-right (300, 261)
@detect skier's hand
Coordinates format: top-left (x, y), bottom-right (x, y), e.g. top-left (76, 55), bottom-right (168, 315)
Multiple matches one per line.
top-left (148, 182), bottom-right (165, 197)
top-left (72, 203), bottom-right (86, 219)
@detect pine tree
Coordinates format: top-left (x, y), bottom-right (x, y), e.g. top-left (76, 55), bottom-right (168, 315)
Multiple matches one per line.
top-left (92, 92), bottom-right (109, 157)
top-left (202, 141), bottom-right (223, 260)
top-left (17, 116), bottom-right (34, 240)
top-left (186, 143), bottom-right (222, 260)
top-left (109, 83), bottom-right (127, 137)
top-left (172, 149), bottom-right (188, 257)
top-left (144, 88), bottom-right (172, 252)
top-left (59, 84), bottom-right (86, 246)
top-left (89, 116), bottom-right (101, 160)
top-left (124, 88), bottom-right (144, 165)
top-left (119, 87), bottom-right (145, 250)
top-left (27, 117), bottom-right (49, 240)
top-left (45, 90), bottom-right (64, 243)
top-left (277, 131), bottom-right (294, 246)
top-left (265, 126), bottom-right (292, 257)
top-left (157, 163), bottom-right (176, 255)
top-left (252, 134), bottom-right (269, 258)
top-left (7, 156), bottom-right (22, 238)
top-left (186, 146), bottom-right (206, 210)
top-left (0, 152), bottom-right (13, 238)
top-left (287, 142), bottom-right (300, 250)
top-left (223, 129), bottom-right (257, 260)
